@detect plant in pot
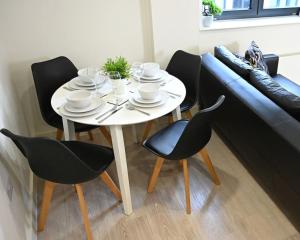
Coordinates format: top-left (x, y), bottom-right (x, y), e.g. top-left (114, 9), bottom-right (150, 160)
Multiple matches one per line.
top-left (202, 0), bottom-right (222, 27)
top-left (102, 56), bottom-right (130, 95)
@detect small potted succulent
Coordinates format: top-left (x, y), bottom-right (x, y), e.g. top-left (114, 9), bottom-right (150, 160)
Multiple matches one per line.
top-left (202, 0), bottom-right (222, 27)
top-left (102, 56), bottom-right (131, 95)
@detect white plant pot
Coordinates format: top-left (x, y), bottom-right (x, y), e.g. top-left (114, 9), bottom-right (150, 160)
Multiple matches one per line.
top-left (202, 15), bottom-right (214, 27)
top-left (111, 78), bottom-right (126, 95)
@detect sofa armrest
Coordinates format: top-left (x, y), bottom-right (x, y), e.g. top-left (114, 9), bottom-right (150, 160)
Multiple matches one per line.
top-left (263, 54), bottom-right (279, 77)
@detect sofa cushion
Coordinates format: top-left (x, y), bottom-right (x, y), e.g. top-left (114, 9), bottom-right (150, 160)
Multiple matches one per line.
top-left (273, 74), bottom-right (300, 96)
top-left (215, 46), bottom-right (253, 80)
top-left (245, 41), bottom-right (269, 74)
top-left (250, 69), bottom-right (300, 120)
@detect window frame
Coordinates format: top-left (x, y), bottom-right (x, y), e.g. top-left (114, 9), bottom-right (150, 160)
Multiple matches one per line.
top-left (215, 0), bottom-right (300, 20)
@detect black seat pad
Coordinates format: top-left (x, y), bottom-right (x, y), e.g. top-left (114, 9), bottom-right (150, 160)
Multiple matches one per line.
top-left (180, 96), bottom-right (196, 112)
top-left (144, 120), bottom-right (188, 157)
top-left (62, 141), bottom-right (114, 173)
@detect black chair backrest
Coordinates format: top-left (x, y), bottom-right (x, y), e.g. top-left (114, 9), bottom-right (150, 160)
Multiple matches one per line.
top-left (168, 95), bottom-right (225, 160)
top-left (0, 129), bottom-right (97, 184)
top-left (166, 50), bottom-right (201, 104)
top-left (31, 57), bottom-right (78, 124)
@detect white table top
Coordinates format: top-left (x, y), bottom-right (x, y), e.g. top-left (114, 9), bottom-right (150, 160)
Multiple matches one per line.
top-left (51, 75), bottom-right (186, 126)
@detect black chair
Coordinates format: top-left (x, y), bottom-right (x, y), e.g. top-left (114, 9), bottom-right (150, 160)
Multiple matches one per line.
top-left (141, 50), bottom-right (201, 142)
top-left (143, 96), bottom-right (225, 214)
top-left (31, 56), bottom-right (112, 143)
top-left (0, 129), bottom-right (121, 240)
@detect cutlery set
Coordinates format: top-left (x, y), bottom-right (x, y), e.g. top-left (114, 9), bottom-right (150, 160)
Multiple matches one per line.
top-left (59, 65), bottom-right (182, 122)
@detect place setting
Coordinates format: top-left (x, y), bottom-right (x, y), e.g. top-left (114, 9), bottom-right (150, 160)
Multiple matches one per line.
top-left (127, 83), bottom-right (169, 116)
top-left (64, 67), bottom-right (112, 97)
top-left (131, 62), bottom-right (172, 85)
top-left (58, 90), bottom-right (106, 118)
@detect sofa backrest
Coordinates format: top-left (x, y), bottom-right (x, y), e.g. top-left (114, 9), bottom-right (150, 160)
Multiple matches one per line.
top-left (214, 46), bottom-right (253, 80)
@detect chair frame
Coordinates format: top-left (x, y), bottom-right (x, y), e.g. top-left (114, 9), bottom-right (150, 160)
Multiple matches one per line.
top-left (38, 171), bottom-right (121, 240)
top-left (145, 96), bottom-right (225, 214)
top-left (147, 148), bottom-right (220, 214)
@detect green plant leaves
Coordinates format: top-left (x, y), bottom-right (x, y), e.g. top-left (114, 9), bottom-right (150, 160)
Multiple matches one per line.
top-left (102, 56), bottom-right (131, 79)
top-left (202, 0), bottom-right (222, 16)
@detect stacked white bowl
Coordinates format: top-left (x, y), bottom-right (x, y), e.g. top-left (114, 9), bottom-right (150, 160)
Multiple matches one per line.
top-left (66, 90), bottom-right (92, 109)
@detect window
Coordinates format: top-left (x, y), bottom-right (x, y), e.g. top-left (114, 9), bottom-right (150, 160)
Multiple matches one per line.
top-left (215, 0), bottom-right (300, 19)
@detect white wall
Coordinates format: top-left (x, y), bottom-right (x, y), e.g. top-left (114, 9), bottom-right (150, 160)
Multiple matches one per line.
top-left (0, 46), bottom-right (34, 240)
top-left (151, 0), bottom-right (200, 68)
top-left (0, 0), bottom-right (147, 136)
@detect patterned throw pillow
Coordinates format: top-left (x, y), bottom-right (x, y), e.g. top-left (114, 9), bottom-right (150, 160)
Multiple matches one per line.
top-left (245, 41), bottom-right (269, 74)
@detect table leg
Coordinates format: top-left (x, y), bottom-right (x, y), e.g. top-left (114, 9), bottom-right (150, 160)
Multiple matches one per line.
top-left (131, 125), bottom-right (138, 143)
top-left (62, 118), bottom-right (75, 140)
top-left (110, 125), bottom-right (133, 215)
top-left (172, 106), bottom-right (182, 121)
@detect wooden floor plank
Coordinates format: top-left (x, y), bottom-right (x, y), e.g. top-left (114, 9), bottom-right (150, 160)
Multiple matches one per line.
top-left (37, 123), bottom-right (298, 240)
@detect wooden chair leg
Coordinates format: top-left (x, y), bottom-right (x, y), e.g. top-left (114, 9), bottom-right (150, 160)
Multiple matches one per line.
top-left (147, 157), bottom-right (164, 193)
top-left (167, 115), bottom-right (173, 125)
top-left (88, 131), bottom-right (94, 141)
top-left (75, 184), bottom-right (93, 240)
top-left (199, 148), bottom-right (221, 185)
top-left (38, 181), bottom-right (55, 232)
top-left (99, 127), bottom-right (112, 145)
top-left (178, 159), bottom-right (183, 169)
top-left (100, 171), bottom-right (122, 201)
top-left (142, 120), bottom-right (154, 143)
top-left (76, 133), bottom-right (80, 140)
top-left (56, 129), bottom-right (63, 141)
top-left (182, 159), bottom-right (191, 214)
top-left (186, 110), bottom-right (193, 119)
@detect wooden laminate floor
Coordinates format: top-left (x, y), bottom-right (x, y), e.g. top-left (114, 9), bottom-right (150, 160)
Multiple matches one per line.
top-left (37, 121), bottom-right (299, 240)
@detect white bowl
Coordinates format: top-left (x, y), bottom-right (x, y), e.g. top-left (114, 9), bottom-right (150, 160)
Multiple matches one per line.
top-left (78, 68), bottom-right (98, 84)
top-left (143, 63), bottom-right (160, 77)
top-left (138, 83), bottom-right (160, 100)
top-left (66, 90), bottom-right (92, 109)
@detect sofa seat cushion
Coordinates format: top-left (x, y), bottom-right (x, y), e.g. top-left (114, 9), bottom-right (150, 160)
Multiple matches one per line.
top-left (215, 46), bottom-right (253, 80)
top-left (250, 69), bottom-right (300, 121)
top-left (273, 74), bottom-right (300, 97)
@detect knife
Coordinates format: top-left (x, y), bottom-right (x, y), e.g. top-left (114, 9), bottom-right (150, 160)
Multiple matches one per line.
top-left (166, 91), bottom-right (181, 97)
top-left (98, 107), bottom-right (123, 123)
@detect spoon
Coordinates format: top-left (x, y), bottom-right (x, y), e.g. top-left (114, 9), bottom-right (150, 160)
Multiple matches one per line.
top-left (126, 103), bottom-right (150, 116)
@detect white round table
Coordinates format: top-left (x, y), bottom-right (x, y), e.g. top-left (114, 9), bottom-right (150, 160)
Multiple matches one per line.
top-left (51, 75), bottom-right (186, 215)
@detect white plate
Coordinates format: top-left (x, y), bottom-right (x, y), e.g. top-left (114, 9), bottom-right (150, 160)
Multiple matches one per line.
top-left (68, 79), bottom-right (96, 90)
top-left (74, 77), bottom-right (105, 87)
top-left (64, 97), bottom-right (104, 113)
top-left (140, 70), bottom-right (169, 80)
top-left (129, 91), bottom-right (169, 108)
top-left (132, 91), bottom-right (162, 104)
top-left (141, 72), bottom-right (162, 80)
top-left (139, 78), bottom-right (164, 83)
top-left (60, 103), bottom-right (105, 118)
top-left (68, 78), bottom-right (106, 90)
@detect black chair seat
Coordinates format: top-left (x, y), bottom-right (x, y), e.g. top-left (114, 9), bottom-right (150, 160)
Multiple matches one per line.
top-left (47, 111), bottom-right (97, 133)
top-left (143, 96), bottom-right (225, 214)
top-left (62, 141), bottom-right (114, 173)
top-left (144, 120), bottom-right (188, 158)
top-left (180, 97), bottom-right (196, 112)
top-left (0, 129), bottom-right (114, 184)
top-left (0, 128), bottom-right (120, 239)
